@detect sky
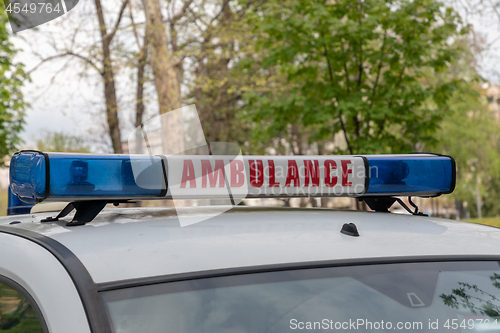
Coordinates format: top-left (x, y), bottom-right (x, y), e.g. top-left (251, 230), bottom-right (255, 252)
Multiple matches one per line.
top-left (17, 58), bottom-right (99, 145)
top-left (10, 0), bottom-right (500, 151)
top-left (12, 0), bottom-right (146, 152)
top-left (13, 15), bottom-right (107, 149)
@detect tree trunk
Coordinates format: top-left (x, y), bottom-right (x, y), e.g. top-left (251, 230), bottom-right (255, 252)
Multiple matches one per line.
top-left (94, 0), bottom-right (122, 153)
top-left (457, 199), bottom-right (465, 220)
top-left (135, 31), bottom-right (149, 129)
top-left (142, 0), bottom-right (184, 155)
top-left (321, 198), bottom-right (329, 208)
top-left (142, 0), bottom-right (181, 113)
top-left (169, 21), bottom-right (184, 94)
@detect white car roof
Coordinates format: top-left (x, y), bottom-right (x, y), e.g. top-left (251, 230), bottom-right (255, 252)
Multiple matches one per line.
top-left (1, 206), bottom-right (499, 285)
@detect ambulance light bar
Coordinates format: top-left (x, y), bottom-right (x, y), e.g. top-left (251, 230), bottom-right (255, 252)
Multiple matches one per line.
top-left (10, 151), bottom-right (455, 204)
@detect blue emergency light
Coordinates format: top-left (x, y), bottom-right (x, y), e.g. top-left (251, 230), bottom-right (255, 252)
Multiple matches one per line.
top-left (365, 155), bottom-right (455, 196)
top-left (8, 151), bottom-right (455, 222)
top-left (10, 151), bottom-right (165, 204)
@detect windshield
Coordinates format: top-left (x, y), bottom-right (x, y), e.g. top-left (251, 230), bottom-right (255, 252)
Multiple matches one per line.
top-left (102, 261), bottom-right (500, 333)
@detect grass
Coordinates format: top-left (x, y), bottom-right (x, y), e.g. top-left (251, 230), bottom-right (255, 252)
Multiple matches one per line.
top-left (0, 189), bottom-right (7, 217)
top-left (464, 217), bottom-right (500, 228)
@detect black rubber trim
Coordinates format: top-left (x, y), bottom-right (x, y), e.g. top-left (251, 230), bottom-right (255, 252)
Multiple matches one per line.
top-left (0, 226), bottom-right (112, 333)
top-left (354, 155), bottom-right (369, 194)
top-left (0, 274), bottom-right (49, 333)
top-left (447, 155), bottom-right (457, 194)
top-left (42, 151), bottom-right (50, 200)
top-left (159, 155), bottom-right (168, 197)
top-left (17, 150), bottom-right (50, 202)
top-left (97, 254), bottom-right (500, 292)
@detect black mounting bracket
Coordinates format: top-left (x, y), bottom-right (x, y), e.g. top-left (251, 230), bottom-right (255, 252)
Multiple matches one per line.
top-left (362, 196), bottom-right (428, 216)
top-left (41, 201), bottom-right (113, 226)
top-left (362, 197), bottom-right (397, 213)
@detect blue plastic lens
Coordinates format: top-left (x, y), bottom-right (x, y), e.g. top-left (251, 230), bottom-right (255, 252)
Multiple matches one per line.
top-left (10, 151), bottom-right (46, 204)
top-left (10, 152), bottom-right (164, 203)
top-left (366, 156), bottom-right (454, 195)
top-left (70, 160), bottom-right (89, 183)
top-left (7, 187), bottom-right (34, 215)
top-left (49, 154), bottom-right (164, 198)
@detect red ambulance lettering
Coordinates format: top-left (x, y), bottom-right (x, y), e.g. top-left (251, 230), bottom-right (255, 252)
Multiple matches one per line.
top-left (268, 160), bottom-right (280, 187)
top-left (304, 160), bottom-right (319, 187)
top-left (324, 160), bottom-right (337, 187)
top-left (341, 160), bottom-right (352, 187)
top-left (231, 160), bottom-right (245, 187)
top-left (249, 160), bottom-right (264, 187)
top-left (180, 160), bottom-right (197, 188)
top-left (201, 159), bottom-right (225, 188)
top-left (285, 160), bottom-right (300, 187)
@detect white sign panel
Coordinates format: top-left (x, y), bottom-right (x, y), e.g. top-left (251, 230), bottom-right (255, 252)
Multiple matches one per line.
top-left (166, 155), bottom-right (367, 199)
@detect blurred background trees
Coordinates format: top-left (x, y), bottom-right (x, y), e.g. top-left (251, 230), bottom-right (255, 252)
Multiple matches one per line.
top-left (240, 0), bottom-right (468, 155)
top-left (1, 0), bottom-right (499, 218)
top-left (0, 4), bottom-right (27, 159)
top-left (35, 132), bottom-right (90, 153)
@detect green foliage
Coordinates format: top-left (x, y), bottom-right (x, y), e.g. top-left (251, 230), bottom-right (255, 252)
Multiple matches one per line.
top-left (0, 283), bottom-right (44, 332)
top-left (465, 217), bottom-right (500, 228)
top-left (440, 278), bottom-right (500, 317)
top-left (434, 85), bottom-right (500, 217)
top-left (36, 132), bottom-right (90, 153)
top-left (483, 178), bottom-right (500, 217)
top-left (0, 4), bottom-right (28, 158)
top-left (241, 0), bottom-right (468, 154)
top-left (185, 1), bottom-right (281, 150)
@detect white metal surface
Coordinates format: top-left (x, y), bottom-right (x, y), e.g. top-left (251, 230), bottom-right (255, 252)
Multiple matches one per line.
top-left (0, 232), bottom-right (90, 333)
top-left (1, 206), bottom-right (499, 285)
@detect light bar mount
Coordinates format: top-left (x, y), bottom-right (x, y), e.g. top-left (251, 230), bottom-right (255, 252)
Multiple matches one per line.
top-left (362, 196), bottom-right (427, 216)
top-left (41, 201), bottom-right (122, 226)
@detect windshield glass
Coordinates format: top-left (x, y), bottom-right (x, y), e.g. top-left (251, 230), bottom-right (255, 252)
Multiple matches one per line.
top-left (102, 261), bottom-right (500, 333)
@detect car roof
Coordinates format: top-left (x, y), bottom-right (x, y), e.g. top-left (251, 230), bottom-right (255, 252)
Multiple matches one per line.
top-left (1, 206), bottom-right (499, 285)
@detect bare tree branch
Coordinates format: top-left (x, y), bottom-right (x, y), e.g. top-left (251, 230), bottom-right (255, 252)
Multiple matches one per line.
top-left (106, 0), bottom-right (129, 42)
top-left (27, 52), bottom-right (101, 75)
top-left (187, 6), bottom-right (209, 30)
top-left (369, 30), bottom-right (387, 109)
top-left (323, 43), bottom-right (353, 154)
top-left (128, 0), bottom-right (142, 50)
top-left (488, 0), bottom-right (500, 21)
top-left (171, 0), bottom-right (194, 23)
top-left (211, 0), bottom-right (230, 24)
